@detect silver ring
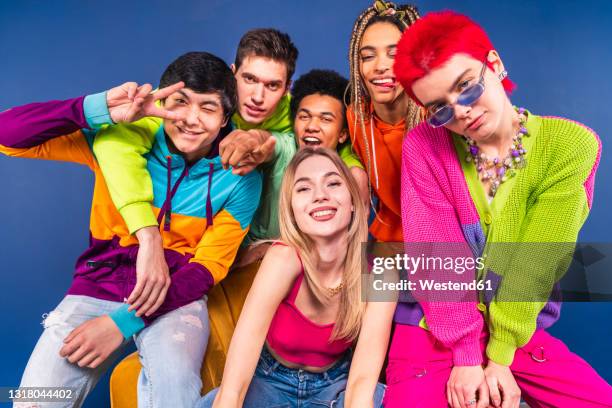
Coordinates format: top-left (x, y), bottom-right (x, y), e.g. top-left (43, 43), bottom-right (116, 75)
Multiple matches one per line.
top-left (467, 398), bottom-right (477, 405)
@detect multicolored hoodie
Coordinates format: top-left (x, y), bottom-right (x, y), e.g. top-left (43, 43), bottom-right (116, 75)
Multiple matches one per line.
top-left (91, 94), bottom-right (294, 243)
top-left (91, 94), bottom-right (365, 245)
top-left (0, 92), bottom-right (262, 338)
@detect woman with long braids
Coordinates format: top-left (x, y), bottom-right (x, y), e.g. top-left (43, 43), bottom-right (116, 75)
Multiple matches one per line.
top-left (196, 148), bottom-right (385, 407)
top-left (342, 4), bottom-right (422, 405)
top-left (385, 10), bottom-right (611, 408)
top-left (346, 1), bottom-right (421, 242)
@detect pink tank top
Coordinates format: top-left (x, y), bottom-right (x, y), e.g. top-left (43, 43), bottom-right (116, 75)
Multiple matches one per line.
top-left (266, 250), bottom-right (352, 367)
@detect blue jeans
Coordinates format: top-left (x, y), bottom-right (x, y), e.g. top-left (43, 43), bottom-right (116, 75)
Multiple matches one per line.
top-left (198, 347), bottom-right (386, 407)
top-left (16, 295), bottom-right (209, 408)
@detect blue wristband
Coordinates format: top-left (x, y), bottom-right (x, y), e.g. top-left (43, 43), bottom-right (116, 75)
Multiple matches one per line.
top-left (108, 304), bottom-right (145, 339)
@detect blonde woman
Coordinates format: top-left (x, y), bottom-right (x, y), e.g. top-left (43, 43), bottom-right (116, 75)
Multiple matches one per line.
top-left (197, 148), bottom-right (385, 407)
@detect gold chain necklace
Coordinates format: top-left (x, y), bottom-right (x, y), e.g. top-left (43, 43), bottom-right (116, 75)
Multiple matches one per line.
top-left (326, 281), bottom-right (345, 297)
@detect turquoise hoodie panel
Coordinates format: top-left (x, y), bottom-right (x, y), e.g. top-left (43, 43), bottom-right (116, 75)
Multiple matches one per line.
top-left (145, 125), bottom-right (262, 227)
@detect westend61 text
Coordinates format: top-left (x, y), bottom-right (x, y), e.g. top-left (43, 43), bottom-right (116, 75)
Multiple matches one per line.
top-left (372, 279), bottom-right (493, 292)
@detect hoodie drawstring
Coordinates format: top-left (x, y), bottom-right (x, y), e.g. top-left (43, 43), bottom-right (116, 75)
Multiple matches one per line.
top-left (157, 155), bottom-right (188, 231)
top-left (157, 157), bottom-right (214, 232)
top-left (206, 162), bottom-right (214, 231)
top-left (163, 155), bottom-right (172, 230)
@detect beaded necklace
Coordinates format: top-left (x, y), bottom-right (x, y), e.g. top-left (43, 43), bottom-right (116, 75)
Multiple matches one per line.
top-left (465, 107), bottom-right (528, 197)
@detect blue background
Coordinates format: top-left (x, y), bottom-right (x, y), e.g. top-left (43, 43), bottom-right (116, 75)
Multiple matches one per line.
top-left (1, 0), bottom-right (610, 406)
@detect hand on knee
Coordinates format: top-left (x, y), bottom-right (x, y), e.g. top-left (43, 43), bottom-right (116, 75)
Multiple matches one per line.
top-left (59, 315), bottom-right (123, 368)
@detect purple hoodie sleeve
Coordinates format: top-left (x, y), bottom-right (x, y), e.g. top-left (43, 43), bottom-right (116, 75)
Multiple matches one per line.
top-left (108, 263), bottom-right (214, 338)
top-left (141, 263), bottom-right (214, 325)
top-left (0, 96), bottom-right (88, 148)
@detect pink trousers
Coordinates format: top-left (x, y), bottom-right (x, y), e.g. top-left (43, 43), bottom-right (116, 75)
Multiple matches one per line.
top-left (383, 325), bottom-right (612, 408)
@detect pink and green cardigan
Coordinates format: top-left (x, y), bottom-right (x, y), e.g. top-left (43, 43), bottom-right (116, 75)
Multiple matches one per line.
top-left (395, 111), bottom-right (601, 366)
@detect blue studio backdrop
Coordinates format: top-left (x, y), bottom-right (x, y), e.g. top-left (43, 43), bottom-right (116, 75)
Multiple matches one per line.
top-left (1, 1), bottom-right (610, 407)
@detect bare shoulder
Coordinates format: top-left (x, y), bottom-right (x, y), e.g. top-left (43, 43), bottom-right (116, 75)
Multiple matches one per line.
top-left (257, 242), bottom-right (302, 285)
top-left (262, 242), bottom-right (302, 277)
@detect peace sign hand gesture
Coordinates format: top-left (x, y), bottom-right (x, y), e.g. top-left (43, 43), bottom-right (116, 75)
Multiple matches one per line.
top-left (106, 81), bottom-right (186, 124)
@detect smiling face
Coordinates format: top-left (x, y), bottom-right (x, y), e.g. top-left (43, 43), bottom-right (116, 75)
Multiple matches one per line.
top-left (233, 55), bottom-right (289, 125)
top-left (412, 52), bottom-right (510, 143)
top-left (294, 94), bottom-right (347, 150)
top-left (291, 154), bottom-right (353, 240)
top-left (162, 88), bottom-right (228, 162)
top-left (359, 21), bottom-right (404, 106)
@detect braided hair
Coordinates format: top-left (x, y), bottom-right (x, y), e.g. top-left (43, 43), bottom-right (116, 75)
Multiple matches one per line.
top-left (347, 2), bottom-right (421, 210)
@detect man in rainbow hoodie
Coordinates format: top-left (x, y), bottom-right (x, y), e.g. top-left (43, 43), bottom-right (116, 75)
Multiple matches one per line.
top-left (0, 52), bottom-right (261, 407)
top-left (87, 29), bottom-right (300, 396)
top-left (91, 28), bottom-right (298, 278)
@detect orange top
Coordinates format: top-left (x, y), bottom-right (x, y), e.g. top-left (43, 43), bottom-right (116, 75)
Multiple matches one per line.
top-left (347, 105), bottom-right (404, 242)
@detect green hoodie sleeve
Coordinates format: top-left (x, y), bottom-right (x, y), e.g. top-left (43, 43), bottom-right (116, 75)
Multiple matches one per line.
top-left (338, 141), bottom-right (364, 170)
top-left (92, 116), bottom-right (162, 234)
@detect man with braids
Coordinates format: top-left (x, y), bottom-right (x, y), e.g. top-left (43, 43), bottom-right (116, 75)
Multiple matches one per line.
top-left (346, 0), bottom-right (421, 242)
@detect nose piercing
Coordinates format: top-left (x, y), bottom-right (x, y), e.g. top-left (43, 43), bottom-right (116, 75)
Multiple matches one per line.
top-left (498, 70), bottom-right (508, 80)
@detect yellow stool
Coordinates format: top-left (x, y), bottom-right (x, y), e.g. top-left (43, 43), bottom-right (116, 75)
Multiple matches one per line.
top-left (109, 262), bottom-right (260, 408)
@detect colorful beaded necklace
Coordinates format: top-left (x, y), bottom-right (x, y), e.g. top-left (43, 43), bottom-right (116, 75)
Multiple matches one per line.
top-left (465, 107), bottom-right (528, 197)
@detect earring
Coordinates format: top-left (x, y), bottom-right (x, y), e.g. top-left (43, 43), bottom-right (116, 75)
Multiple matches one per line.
top-left (498, 70), bottom-right (508, 80)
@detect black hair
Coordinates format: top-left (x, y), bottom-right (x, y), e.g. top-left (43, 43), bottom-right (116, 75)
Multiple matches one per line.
top-left (160, 51), bottom-right (237, 118)
top-left (290, 69), bottom-right (349, 127)
top-left (235, 28), bottom-right (299, 82)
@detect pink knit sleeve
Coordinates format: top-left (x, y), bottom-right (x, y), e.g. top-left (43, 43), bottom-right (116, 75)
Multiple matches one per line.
top-left (400, 125), bottom-right (484, 366)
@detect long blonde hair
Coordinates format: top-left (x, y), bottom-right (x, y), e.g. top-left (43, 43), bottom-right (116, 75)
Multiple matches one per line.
top-left (278, 148), bottom-right (368, 341)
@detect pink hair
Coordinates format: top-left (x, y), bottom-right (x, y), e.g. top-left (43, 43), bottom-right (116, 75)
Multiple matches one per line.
top-left (394, 10), bottom-right (515, 105)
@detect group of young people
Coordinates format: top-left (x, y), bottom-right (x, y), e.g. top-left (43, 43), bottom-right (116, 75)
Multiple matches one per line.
top-left (3, 1), bottom-right (611, 407)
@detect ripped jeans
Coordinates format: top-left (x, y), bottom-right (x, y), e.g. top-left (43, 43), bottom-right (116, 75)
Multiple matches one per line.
top-left (16, 295), bottom-right (209, 408)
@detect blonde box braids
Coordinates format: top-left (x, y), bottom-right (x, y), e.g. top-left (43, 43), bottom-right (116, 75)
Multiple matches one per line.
top-left (347, 2), bottom-right (422, 220)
